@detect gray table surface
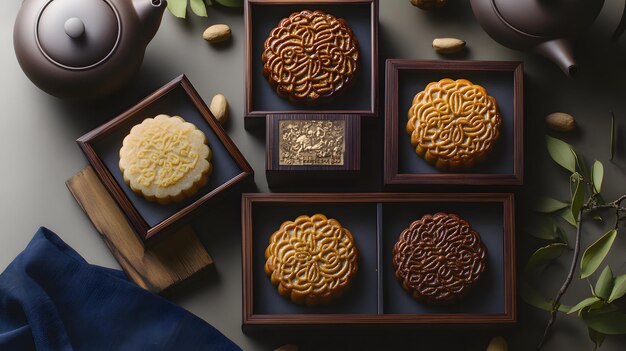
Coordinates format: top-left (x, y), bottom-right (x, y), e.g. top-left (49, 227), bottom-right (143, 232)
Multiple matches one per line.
top-left (2, 1), bottom-right (626, 350)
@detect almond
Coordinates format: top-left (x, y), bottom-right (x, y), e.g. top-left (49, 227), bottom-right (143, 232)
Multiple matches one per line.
top-left (486, 336), bottom-right (508, 351)
top-left (203, 24), bottom-right (231, 43)
top-left (411, 0), bottom-right (447, 10)
top-left (432, 38), bottom-right (466, 54)
top-left (546, 112), bottom-right (576, 132)
top-left (209, 94), bottom-right (229, 125)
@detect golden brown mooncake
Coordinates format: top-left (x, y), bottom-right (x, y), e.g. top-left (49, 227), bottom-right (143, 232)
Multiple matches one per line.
top-left (119, 114), bottom-right (212, 205)
top-left (406, 78), bottom-right (502, 171)
top-left (392, 213), bottom-right (487, 304)
top-left (264, 214), bottom-right (359, 306)
top-left (262, 10), bottom-right (359, 103)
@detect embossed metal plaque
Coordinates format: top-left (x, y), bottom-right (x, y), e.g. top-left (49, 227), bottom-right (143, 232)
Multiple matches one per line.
top-left (278, 120), bottom-right (345, 166)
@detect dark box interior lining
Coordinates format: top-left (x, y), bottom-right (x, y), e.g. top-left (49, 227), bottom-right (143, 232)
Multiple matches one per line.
top-left (396, 69), bottom-right (515, 175)
top-left (249, 200), bottom-right (506, 316)
top-left (249, 3), bottom-right (373, 113)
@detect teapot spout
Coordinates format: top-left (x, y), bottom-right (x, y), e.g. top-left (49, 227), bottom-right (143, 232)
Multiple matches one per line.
top-left (533, 39), bottom-right (577, 77)
top-left (133, 0), bottom-right (167, 42)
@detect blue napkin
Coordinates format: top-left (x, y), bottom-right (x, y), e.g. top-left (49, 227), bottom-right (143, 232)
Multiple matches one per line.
top-left (0, 227), bottom-right (241, 351)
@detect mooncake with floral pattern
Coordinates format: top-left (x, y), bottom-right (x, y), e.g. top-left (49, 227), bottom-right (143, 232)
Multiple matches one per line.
top-left (119, 114), bottom-right (212, 204)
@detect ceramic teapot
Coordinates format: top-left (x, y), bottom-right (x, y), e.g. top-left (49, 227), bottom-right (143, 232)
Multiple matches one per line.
top-left (14, 0), bottom-right (166, 99)
top-left (470, 0), bottom-right (624, 77)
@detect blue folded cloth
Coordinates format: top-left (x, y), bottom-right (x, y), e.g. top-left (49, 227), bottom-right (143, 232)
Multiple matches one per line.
top-left (0, 227), bottom-right (241, 351)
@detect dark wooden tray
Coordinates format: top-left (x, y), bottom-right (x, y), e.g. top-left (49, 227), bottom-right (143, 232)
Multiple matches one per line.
top-left (242, 193), bottom-right (516, 328)
top-left (244, 0), bottom-right (379, 126)
top-left (77, 75), bottom-right (253, 241)
top-left (384, 60), bottom-right (524, 187)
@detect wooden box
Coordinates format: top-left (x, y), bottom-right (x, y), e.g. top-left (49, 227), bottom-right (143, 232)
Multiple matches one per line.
top-left (266, 114), bottom-right (361, 187)
top-left (242, 193), bottom-right (516, 328)
top-left (244, 0), bottom-right (379, 127)
top-left (77, 75), bottom-right (254, 242)
top-left (384, 60), bottom-right (524, 187)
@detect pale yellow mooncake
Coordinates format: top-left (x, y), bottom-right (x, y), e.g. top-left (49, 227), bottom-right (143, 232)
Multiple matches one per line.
top-left (119, 114), bottom-right (212, 204)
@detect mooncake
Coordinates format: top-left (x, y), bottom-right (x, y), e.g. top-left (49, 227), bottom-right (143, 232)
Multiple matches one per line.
top-left (406, 78), bottom-right (502, 171)
top-left (119, 114), bottom-right (212, 204)
top-left (392, 213), bottom-right (487, 304)
top-left (262, 10), bottom-right (359, 103)
top-left (264, 214), bottom-right (359, 306)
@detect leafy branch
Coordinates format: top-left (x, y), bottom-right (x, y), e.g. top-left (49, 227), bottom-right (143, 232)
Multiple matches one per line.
top-left (167, 0), bottom-right (243, 19)
top-left (524, 121), bottom-right (626, 350)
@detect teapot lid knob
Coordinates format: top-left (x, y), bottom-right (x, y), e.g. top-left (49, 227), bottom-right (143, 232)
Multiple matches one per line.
top-left (64, 17), bottom-right (85, 39)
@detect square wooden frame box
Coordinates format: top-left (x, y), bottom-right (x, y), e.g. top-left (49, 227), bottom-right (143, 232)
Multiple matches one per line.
top-left (244, 0), bottom-right (379, 126)
top-left (242, 193), bottom-right (516, 329)
top-left (77, 75), bottom-right (253, 242)
top-left (384, 60), bottom-right (524, 187)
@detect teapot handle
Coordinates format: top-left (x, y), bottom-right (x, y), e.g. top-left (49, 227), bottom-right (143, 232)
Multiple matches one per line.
top-left (612, 0), bottom-right (626, 40)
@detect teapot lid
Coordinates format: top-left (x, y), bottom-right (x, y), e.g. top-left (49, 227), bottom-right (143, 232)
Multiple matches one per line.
top-left (491, 0), bottom-right (602, 38)
top-left (35, 0), bottom-right (120, 70)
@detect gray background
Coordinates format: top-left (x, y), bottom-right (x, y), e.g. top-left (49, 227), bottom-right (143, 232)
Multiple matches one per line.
top-left (1, 1), bottom-right (626, 350)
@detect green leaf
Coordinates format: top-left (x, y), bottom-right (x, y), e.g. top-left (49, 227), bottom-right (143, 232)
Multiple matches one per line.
top-left (595, 266), bottom-right (614, 300)
top-left (520, 281), bottom-right (552, 312)
top-left (570, 173), bottom-right (584, 220)
top-left (583, 309), bottom-right (626, 335)
top-left (564, 296), bottom-right (601, 314)
top-left (214, 0), bottom-right (243, 7)
top-left (580, 230), bottom-right (618, 279)
top-left (609, 274), bottom-right (626, 303)
top-left (167, 0), bottom-right (188, 18)
top-left (526, 243), bottom-right (567, 272)
top-left (532, 196), bottom-right (569, 213)
top-left (592, 161), bottom-right (604, 194)
top-left (586, 300), bottom-right (611, 315)
top-left (588, 327), bottom-right (606, 350)
top-left (190, 0), bottom-right (208, 16)
top-left (610, 112), bottom-right (616, 161)
top-left (556, 226), bottom-right (570, 246)
top-left (526, 213), bottom-right (559, 240)
top-left (546, 135), bottom-right (577, 173)
top-left (573, 149), bottom-right (587, 178)
top-left (561, 209), bottom-right (577, 227)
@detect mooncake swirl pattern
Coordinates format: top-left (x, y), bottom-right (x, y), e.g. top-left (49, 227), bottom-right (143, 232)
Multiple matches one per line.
top-left (392, 213), bottom-right (486, 304)
top-left (264, 214), bottom-right (358, 306)
top-left (262, 10), bottom-right (359, 103)
top-left (406, 78), bottom-right (502, 170)
top-left (119, 114), bottom-right (212, 204)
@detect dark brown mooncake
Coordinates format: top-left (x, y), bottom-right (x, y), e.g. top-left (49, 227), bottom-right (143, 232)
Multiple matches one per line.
top-left (392, 212), bottom-right (487, 304)
top-left (262, 10), bottom-right (359, 103)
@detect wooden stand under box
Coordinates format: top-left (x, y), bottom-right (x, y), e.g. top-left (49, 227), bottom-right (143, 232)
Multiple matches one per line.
top-left (67, 166), bottom-right (213, 295)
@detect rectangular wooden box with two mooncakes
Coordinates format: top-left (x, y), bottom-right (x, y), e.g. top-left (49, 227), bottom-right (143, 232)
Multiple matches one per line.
top-left (244, 0), bottom-right (379, 127)
top-left (77, 75), bottom-right (254, 242)
top-left (385, 60), bottom-right (524, 187)
top-left (241, 193), bottom-right (516, 329)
